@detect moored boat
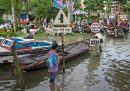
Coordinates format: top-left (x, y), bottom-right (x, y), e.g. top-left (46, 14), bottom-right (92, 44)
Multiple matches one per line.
top-left (106, 27), bottom-right (127, 38)
top-left (19, 40), bottom-right (90, 71)
top-left (0, 37), bottom-right (52, 56)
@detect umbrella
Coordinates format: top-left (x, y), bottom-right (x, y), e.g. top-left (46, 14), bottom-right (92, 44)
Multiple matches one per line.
top-left (73, 10), bottom-right (88, 15)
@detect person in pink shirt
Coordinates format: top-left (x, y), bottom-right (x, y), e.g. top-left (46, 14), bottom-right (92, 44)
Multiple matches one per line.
top-left (47, 41), bottom-right (59, 85)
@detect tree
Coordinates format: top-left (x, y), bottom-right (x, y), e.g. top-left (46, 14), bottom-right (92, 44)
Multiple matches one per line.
top-left (28, 0), bottom-right (58, 21)
top-left (121, 1), bottom-right (130, 14)
top-left (0, 0), bottom-right (11, 12)
top-left (83, 0), bottom-right (111, 11)
top-left (116, 0), bottom-right (127, 4)
top-left (83, 0), bottom-right (112, 18)
top-left (0, 0), bottom-right (11, 17)
top-left (0, 0), bottom-right (22, 14)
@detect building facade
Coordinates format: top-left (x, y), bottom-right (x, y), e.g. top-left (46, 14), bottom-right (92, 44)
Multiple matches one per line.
top-left (110, 1), bottom-right (120, 15)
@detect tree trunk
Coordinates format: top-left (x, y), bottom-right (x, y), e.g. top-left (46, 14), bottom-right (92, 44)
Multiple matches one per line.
top-left (11, 0), bottom-right (16, 32)
top-left (15, 0), bottom-right (19, 31)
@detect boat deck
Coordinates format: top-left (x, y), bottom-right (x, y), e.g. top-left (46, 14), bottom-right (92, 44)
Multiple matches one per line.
top-left (0, 47), bottom-right (9, 52)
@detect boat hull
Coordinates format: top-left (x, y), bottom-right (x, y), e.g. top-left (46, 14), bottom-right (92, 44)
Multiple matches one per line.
top-left (19, 40), bottom-right (90, 71)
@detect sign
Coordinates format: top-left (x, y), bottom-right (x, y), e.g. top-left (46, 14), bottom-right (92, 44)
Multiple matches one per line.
top-left (91, 22), bottom-right (101, 33)
top-left (51, 27), bottom-right (72, 33)
top-left (90, 39), bottom-right (100, 46)
top-left (53, 0), bottom-right (64, 9)
top-left (53, 9), bottom-right (70, 25)
top-left (66, 0), bottom-right (74, 15)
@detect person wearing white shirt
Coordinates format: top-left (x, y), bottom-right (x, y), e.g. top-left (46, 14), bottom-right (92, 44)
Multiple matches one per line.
top-left (94, 32), bottom-right (104, 52)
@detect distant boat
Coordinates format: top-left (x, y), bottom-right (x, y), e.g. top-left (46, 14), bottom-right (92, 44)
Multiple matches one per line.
top-left (0, 37), bottom-right (52, 56)
top-left (106, 28), bottom-right (125, 38)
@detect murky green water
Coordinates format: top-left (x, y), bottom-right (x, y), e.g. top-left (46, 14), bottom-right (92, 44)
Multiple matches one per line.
top-left (0, 34), bottom-right (130, 91)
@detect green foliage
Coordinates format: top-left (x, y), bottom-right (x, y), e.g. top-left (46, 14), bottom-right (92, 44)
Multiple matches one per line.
top-left (74, 0), bottom-right (81, 9)
top-left (120, 1), bottom-right (130, 14)
top-left (119, 0), bottom-right (127, 4)
top-left (84, 0), bottom-right (112, 11)
top-left (0, 17), bottom-right (4, 24)
top-left (6, 30), bottom-right (24, 37)
top-left (36, 27), bottom-right (46, 34)
top-left (15, 0), bottom-right (23, 15)
top-left (66, 32), bottom-right (76, 36)
top-left (0, 0), bottom-right (11, 11)
top-left (28, 0), bottom-right (58, 21)
top-left (0, 0), bottom-right (22, 14)
top-left (65, 32), bottom-right (90, 37)
top-left (34, 29), bottom-right (52, 39)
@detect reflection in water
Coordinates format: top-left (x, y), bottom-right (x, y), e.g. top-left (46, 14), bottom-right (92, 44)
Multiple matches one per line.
top-left (23, 69), bottom-right (48, 89)
top-left (85, 56), bottom-right (100, 86)
top-left (49, 84), bottom-right (55, 91)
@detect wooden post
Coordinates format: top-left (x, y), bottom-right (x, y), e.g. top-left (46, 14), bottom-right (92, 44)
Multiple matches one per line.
top-left (61, 32), bottom-right (65, 73)
top-left (11, 42), bottom-right (25, 88)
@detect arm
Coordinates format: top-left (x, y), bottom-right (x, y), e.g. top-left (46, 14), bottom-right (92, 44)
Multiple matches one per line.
top-left (56, 53), bottom-right (60, 64)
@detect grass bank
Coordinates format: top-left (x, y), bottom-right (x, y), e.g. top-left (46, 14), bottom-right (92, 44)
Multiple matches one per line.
top-left (1, 29), bottom-right (91, 42)
top-left (34, 29), bottom-right (91, 40)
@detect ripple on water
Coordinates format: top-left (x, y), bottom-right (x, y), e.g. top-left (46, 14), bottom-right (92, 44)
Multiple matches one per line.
top-left (0, 87), bottom-right (5, 90)
top-left (99, 38), bottom-right (130, 91)
top-left (0, 80), bottom-right (15, 91)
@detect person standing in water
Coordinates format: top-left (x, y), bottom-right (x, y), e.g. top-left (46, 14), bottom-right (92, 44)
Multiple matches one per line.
top-left (47, 41), bottom-right (60, 85)
top-left (94, 32), bottom-right (104, 52)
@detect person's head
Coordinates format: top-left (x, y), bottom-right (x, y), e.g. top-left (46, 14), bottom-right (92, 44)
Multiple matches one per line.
top-left (52, 40), bottom-right (58, 50)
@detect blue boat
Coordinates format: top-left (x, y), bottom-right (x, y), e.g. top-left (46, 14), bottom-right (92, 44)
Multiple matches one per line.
top-left (0, 37), bottom-right (52, 56)
top-left (11, 37), bottom-right (52, 49)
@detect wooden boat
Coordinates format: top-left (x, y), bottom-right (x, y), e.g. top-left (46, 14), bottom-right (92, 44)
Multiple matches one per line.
top-left (19, 40), bottom-right (90, 71)
top-left (0, 37), bottom-right (52, 56)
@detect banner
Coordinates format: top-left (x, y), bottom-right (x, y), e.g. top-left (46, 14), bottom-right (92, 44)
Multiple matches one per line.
top-left (66, 0), bottom-right (74, 15)
top-left (53, 0), bottom-right (64, 9)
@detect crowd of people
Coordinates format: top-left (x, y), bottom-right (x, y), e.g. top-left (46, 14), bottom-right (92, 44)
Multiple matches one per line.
top-left (0, 22), bottom-right (13, 32)
top-left (104, 19), bottom-right (129, 32)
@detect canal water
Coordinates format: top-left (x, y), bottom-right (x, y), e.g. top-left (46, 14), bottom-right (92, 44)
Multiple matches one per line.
top-left (0, 34), bottom-right (130, 91)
